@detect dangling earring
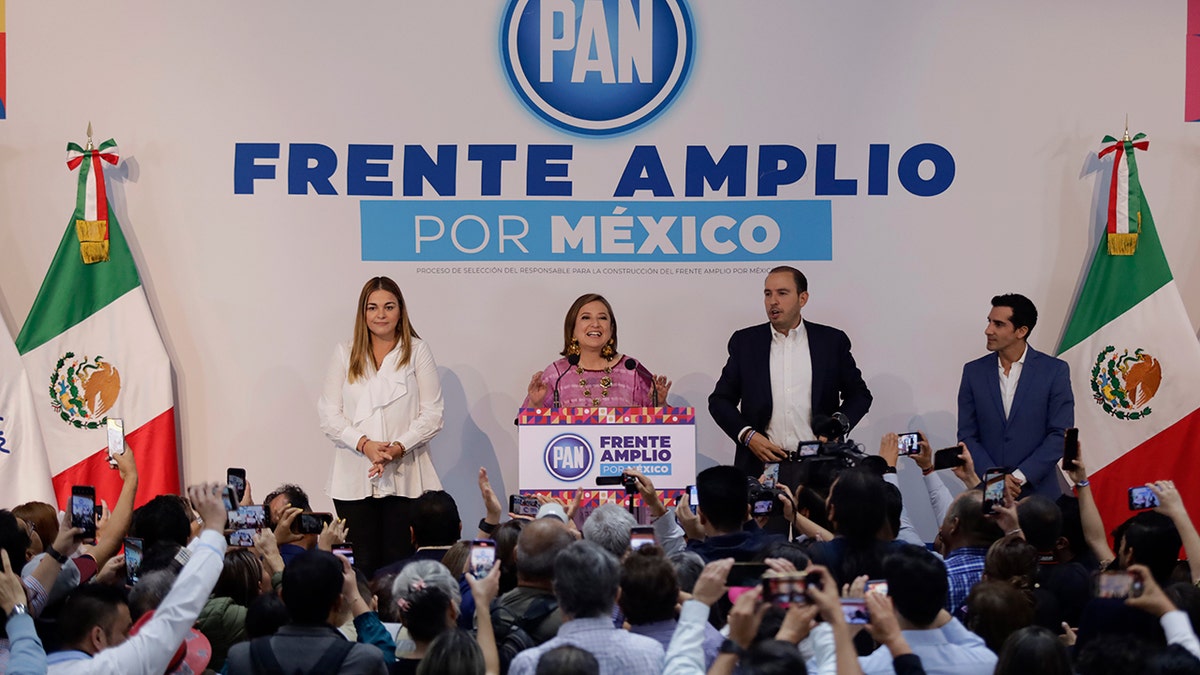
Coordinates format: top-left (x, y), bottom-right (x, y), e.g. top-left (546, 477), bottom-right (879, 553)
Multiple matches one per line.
top-left (568, 338), bottom-right (581, 356)
top-left (601, 339), bottom-right (615, 360)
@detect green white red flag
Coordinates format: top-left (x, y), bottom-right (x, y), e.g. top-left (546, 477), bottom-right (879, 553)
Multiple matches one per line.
top-left (16, 138), bottom-right (179, 509)
top-left (0, 315), bottom-right (56, 506)
top-left (1057, 134), bottom-right (1200, 530)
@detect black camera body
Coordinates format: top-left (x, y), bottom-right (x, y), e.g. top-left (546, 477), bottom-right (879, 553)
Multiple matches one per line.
top-left (747, 477), bottom-right (787, 517)
top-left (622, 474), bottom-right (639, 494)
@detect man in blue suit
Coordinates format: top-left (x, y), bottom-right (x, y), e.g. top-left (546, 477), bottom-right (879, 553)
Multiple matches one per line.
top-left (957, 294), bottom-right (1074, 498)
top-left (709, 266), bottom-right (873, 478)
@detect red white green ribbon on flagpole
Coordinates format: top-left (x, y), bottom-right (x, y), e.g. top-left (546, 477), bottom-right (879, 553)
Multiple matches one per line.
top-left (1098, 132), bottom-right (1148, 256)
top-left (65, 138), bottom-right (119, 264)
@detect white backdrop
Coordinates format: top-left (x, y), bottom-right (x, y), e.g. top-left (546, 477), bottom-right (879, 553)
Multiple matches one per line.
top-left (2, 1), bottom-right (1198, 540)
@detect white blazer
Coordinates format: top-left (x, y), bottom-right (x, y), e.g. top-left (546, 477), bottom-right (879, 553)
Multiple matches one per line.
top-left (318, 338), bottom-right (444, 501)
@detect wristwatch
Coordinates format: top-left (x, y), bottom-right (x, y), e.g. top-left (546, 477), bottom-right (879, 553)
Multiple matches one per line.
top-left (7, 603), bottom-right (27, 620)
top-left (718, 638), bottom-right (746, 657)
top-left (45, 545), bottom-right (68, 564)
top-left (478, 518), bottom-right (498, 535)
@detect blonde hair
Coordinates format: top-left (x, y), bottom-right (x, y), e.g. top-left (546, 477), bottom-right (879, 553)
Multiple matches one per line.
top-left (348, 276), bottom-right (419, 383)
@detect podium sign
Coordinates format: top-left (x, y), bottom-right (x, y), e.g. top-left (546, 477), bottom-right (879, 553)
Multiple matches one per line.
top-left (517, 407), bottom-right (696, 491)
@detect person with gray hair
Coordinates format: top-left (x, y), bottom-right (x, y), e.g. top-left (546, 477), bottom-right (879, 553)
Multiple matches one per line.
top-left (390, 560), bottom-right (461, 672)
top-left (581, 504), bottom-right (636, 559)
top-left (508, 541), bottom-right (663, 675)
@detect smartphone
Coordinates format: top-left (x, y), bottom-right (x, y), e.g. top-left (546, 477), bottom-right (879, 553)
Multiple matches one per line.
top-left (840, 598), bottom-right (871, 624)
top-left (687, 484), bottom-right (699, 514)
top-left (1128, 486), bottom-right (1160, 511)
top-left (763, 571), bottom-right (808, 608)
top-left (229, 505), bottom-right (266, 530)
top-left (798, 441), bottom-right (821, 458)
top-left (1063, 428), bottom-right (1079, 466)
top-left (865, 579), bottom-right (889, 596)
top-left (469, 539), bottom-right (497, 578)
top-left (106, 418), bottom-right (125, 457)
top-left (124, 536), bottom-right (143, 584)
top-left (508, 494), bottom-right (540, 518)
top-left (896, 432), bottom-right (921, 456)
top-left (221, 486), bottom-right (238, 512)
top-left (762, 463), bottom-right (780, 489)
top-left (71, 486), bottom-right (97, 542)
top-left (982, 469), bottom-right (1006, 515)
top-left (227, 468), bottom-right (247, 503)
top-left (292, 512), bottom-right (334, 535)
top-left (727, 562), bottom-right (769, 588)
top-left (630, 525), bottom-right (656, 550)
top-left (226, 529), bottom-right (256, 547)
top-left (933, 447), bottom-right (966, 470)
top-left (332, 543), bottom-right (355, 565)
top-left (1096, 571), bottom-right (1144, 599)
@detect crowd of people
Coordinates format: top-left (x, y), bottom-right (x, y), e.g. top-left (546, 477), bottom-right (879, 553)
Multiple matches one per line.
top-left (1, 433), bottom-right (1199, 674)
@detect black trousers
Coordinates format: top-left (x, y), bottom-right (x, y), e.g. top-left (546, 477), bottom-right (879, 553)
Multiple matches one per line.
top-left (333, 495), bottom-right (414, 578)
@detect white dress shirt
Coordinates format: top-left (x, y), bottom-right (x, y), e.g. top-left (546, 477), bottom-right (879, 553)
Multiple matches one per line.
top-left (318, 338), bottom-right (444, 501)
top-left (997, 344), bottom-right (1027, 419)
top-left (765, 321), bottom-right (816, 450)
top-left (998, 344), bottom-right (1029, 484)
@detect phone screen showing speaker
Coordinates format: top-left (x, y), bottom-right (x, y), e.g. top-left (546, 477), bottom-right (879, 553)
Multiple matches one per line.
top-left (469, 539), bottom-right (496, 578)
top-left (124, 537), bottom-right (143, 584)
top-left (982, 471), bottom-right (1006, 514)
top-left (897, 432), bottom-right (921, 456)
top-left (841, 598), bottom-right (870, 624)
top-left (687, 484), bottom-right (699, 513)
top-left (229, 505), bottom-right (266, 530)
top-left (71, 486), bottom-right (97, 539)
top-left (762, 463), bottom-right (780, 489)
top-left (1128, 486), bottom-right (1160, 510)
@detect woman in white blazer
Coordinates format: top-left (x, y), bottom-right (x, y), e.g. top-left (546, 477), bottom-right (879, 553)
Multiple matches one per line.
top-left (318, 276), bottom-right (444, 576)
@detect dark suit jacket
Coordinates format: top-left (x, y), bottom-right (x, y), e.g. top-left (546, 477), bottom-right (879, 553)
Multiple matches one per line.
top-left (957, 346), bottom-right (1074, 498)
top-left (708, 321), bottom-right (873, 476)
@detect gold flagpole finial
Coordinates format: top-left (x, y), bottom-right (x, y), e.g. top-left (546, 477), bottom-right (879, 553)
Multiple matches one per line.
top-left (85, 122), bottom-right (94, 151)
top-left (1122, 114), bottom-right (1130, 142)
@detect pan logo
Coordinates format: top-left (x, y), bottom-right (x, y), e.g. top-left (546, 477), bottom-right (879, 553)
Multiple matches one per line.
top-left (544, 433), bottom-right (594, 481)
top-left (501, 0), bottom-right (695, 136)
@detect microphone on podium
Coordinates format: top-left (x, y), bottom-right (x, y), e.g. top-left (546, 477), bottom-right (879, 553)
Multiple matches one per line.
top-left (624, 358), bottom-right (659, 407)
top-left (553, 353), bottom-right (581, 408)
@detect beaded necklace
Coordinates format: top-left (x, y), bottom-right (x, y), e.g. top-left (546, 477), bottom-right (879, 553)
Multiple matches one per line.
top-left (575, 364), bottom-right (614, 406)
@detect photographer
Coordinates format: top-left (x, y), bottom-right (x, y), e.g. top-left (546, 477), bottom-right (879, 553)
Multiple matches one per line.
top-left (685, 466), bottom-right (784, 563)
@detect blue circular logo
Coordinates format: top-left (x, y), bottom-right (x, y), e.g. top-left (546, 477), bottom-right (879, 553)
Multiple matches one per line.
top-left (544, 433), bottom-right (594, 481)
top-left (501, 0), bottom-right (695, 136)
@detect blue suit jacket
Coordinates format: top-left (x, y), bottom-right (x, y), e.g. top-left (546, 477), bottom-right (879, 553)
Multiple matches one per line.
top-left (957, 346), bottom-right (1074, 498)
top-left (709, 321), bottom-right (872, 477)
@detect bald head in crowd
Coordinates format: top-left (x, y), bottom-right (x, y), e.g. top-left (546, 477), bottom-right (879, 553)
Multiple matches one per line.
top-left (516, 518), bottom-right (577, 586)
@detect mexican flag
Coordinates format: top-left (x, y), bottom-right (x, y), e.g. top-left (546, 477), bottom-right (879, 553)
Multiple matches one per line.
top-left (16, 138), bottom-right (179, 510)
top-left (0, 316), bottom-right (56, 506)
top-left (1057, 133), bottom-right (1200, 529)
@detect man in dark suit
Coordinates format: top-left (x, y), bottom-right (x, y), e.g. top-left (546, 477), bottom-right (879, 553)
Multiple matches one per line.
top-left (957, 293), bottom-right (1074, 498)
top-left (709, 266), bottom-right (873, 478)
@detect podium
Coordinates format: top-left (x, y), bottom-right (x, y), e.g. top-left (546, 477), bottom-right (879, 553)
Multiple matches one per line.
top-left (516, 406), bottom-right (696, 522)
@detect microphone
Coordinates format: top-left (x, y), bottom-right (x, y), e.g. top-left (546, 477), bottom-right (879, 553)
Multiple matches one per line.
top-left (812, 412), bottom-right (850, 441)
top-left (553, 353), bottom-right (581, 408)
top-left (625, 358), bottom-right (659, 407)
